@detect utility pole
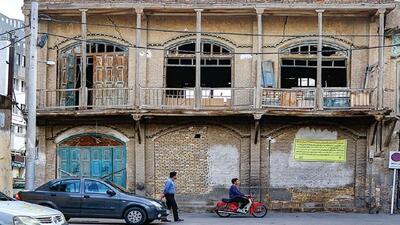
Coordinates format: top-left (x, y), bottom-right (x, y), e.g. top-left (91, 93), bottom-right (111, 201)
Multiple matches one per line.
top-left (0, 34), bottom-right (15, 196)
top-left (25, 0), bottom-right (38, 190)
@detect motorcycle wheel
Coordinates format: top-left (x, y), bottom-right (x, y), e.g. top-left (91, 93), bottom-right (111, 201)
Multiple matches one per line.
top-left (215, 205), bottom-right (232, 217)
top-left (252, 205), bottom-right (268, 218)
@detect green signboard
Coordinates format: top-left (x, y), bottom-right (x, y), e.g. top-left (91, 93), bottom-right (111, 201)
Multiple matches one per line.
top-left (294, 139), bottom-right (347, 162)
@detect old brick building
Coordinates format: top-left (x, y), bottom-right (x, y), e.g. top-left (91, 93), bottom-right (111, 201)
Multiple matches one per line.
top-left (25, 0), bottom-right (400, 212)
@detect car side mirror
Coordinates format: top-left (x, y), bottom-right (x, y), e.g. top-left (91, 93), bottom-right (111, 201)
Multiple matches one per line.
top-left (106, 189), bottom-right (116, 197)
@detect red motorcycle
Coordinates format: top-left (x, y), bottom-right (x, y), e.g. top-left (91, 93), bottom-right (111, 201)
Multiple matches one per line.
top-left (215, 194), bottom-right (267, 218)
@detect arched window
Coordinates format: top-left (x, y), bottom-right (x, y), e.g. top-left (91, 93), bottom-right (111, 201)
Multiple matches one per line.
top-left (58, 41), bottom-right (128, 106)
top-left (279, 42), bottom-right (348, 88)
top-left (165, 40), bottom-right (232, 88)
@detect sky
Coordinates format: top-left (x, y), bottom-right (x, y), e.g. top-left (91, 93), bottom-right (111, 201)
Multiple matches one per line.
top-left (0, 0), bottom-right (24, 20)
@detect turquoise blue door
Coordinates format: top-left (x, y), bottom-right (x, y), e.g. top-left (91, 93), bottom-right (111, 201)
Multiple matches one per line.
top-left (57, 146), bottom-right (126, 187)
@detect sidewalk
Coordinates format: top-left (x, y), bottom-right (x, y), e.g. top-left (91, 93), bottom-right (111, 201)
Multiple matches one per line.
top-left (69, 212), bottom-right (400, 225)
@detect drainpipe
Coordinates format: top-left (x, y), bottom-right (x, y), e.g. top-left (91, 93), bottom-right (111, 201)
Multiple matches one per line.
top-left (195, 9), bottom-right (203, 110)
top-left (316, 9), bottom-right (324, 110)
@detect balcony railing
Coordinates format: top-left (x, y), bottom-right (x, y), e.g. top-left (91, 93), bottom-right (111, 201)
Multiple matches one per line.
top-left (37, 87), bottom-right (377, 112)
top-left (322, 88), bottom-right (375, 109)
top-left (140, 87), bottom-right (196, 109)
top-left (200, 88), bottom-right (255, 109)
top-left (261, 88), bottom-right (316, 109)
top-left (88, 87), bottom-right (133, 109)
top-left (37, 88), bottom-right (80, 109)
top-left (139, 87), bottom-right (255, 110)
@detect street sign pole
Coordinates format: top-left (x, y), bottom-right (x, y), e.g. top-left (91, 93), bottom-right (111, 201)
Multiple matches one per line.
top-left (389, 150), bottom-right (400, 214)
top-left (391, 168), bottom-right (397, 214)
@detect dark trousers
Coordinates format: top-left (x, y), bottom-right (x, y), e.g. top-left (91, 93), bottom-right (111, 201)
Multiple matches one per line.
top-left (231, 196), bottom-right (249, 209)
top-left (165, 193), bottom-right (179, 221)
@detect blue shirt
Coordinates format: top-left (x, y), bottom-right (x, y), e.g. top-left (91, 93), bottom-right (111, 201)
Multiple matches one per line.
top-left (163, 178), bottom-right (176, 194)
top-left (229, 185), bottom-right (245, 199)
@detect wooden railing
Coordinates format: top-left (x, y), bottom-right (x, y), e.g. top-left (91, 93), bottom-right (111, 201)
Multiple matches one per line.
top-left (261, 88), bottom-right (316, 109)
top-left (36, 87), bottom-right (376, 111)
top-left (322, 88), bottom-right (375, 109)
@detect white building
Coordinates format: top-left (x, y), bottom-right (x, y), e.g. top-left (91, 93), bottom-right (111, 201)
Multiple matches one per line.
top-left (0, 13), bottom-right (26, 188)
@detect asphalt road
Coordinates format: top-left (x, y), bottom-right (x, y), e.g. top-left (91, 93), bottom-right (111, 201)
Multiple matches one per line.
top-left (69, 212), bottom-right (400, 225)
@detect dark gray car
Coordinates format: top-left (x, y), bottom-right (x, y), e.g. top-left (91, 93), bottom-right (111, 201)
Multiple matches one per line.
top-left (17, 178), bottom-right (168, 225)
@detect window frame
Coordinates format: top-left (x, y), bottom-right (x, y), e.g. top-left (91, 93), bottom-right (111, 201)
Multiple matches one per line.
top-left (83, 179), bottom-right (112, 195)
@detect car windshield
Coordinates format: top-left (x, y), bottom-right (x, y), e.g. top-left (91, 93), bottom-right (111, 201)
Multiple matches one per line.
top-left (0, 192), bottom-right (12, 201)
top-left (104, 180), bottom-right (128, 193)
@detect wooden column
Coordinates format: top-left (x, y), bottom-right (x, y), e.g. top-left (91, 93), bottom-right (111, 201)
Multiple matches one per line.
top-left (316, 9), bottom-right (324, 110)
top-left (135, 8), bottom-right (143, 108)
top-left (79, 9), bottom-right (88, 109)
top-left (255, 8), bottom-right (264, 109)
top-left (378, 8), bottom-right (386, 109)
top-left (195, 9), bottom-right (203, 110)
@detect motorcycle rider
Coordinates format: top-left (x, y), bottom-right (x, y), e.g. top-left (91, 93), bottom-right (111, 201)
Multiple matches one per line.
top-left (229, 178), bottom-right (249, 213)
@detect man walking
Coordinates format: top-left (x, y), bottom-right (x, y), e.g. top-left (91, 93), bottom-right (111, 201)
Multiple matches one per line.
top-left (161, 171), bottom-right (184, 222)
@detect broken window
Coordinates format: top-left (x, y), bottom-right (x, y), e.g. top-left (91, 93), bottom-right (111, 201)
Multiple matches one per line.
top-left (58, 41), bottom-right (128, 107)
top-left (165, 41), bottom-right (232, 89)
top-left (280, 43), bottom-right (348, 88)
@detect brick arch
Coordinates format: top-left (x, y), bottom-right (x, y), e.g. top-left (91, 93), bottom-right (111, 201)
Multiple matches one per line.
top-left (54, 125), bottom-right (130, 144)
top-left (268, 36), bottom-right (356, 50)
top-left (262, 121), bottom-right (364, 141)
top-left (160, 33), bottom-right (239, 50)
top-left (50, 33), bottom-right (132, 51)
top-left (148, 122), bottom-right (248, 140)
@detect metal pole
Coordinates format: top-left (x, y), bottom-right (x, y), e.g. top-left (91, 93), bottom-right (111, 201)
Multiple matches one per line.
top-left (255, 8), bottom-right (264, 109)
top-left (391, 168), bottom-right (397, 214)
top-left (195, 9), bottom-right (203, 110)
top-left (25, 0), bottom-right (38, 191)
top-left (135, 8), bottom-right (143, 108)
top-left (7, 34), bottom-right (15, 98)
top-left (316, 9), bottom-right (324, 110)
top-left (378, 9), bottom-right (386, 109)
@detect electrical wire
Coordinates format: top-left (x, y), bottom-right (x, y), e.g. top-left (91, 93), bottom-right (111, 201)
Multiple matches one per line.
top-left (0, 25), bottom-right (28, 37)
top-left (40, 16), bottom-right (390, 38)
top-left (43, 32), bottom-right (400, 56)
top-left (0, 35), bottom-right (31, 51)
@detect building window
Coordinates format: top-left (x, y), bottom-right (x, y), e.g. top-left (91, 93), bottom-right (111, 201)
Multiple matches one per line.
top-left (12, 104), bottom-right (19, 114)
top-left (279, 42), bottom-right (348, 88)
top-left (13, 79), bottom-right (19, 91)
top-left (16, 53), bottom-right (21, 66)
top-left (21, 81), bottom-right (25, 92)
top-left (165, 41), bottom-right (232, 88)
top-left (16, 126), bottom-right (24, 134)
top-left (22, 55), bottom-right (26, 67)
top-left (58, 41), bottom-right (128, 107)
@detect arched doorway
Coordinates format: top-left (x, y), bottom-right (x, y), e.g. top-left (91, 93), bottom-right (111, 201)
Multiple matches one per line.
top-left (57, 134), bottom-right (126, 187)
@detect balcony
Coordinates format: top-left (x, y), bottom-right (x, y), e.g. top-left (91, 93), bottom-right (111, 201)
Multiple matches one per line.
top-left (36, 87), bottom-right (378, 116)
top-left (140, 87), bottom-right (255, 110)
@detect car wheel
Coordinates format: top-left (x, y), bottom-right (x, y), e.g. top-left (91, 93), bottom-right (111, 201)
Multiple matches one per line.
top-left (124, 207), bottom-right (147, 225)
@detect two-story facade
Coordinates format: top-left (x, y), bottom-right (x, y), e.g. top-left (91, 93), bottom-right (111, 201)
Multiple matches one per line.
top-left (25, 0), bottom-right (400, 212)
top-left (0, 13), bottom-right (27, 189)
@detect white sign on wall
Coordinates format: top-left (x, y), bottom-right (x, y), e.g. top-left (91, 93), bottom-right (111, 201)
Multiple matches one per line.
top-left (0, 112), bottom-right (4, 128)
top-left (389, 151), bottom-right (400, 169)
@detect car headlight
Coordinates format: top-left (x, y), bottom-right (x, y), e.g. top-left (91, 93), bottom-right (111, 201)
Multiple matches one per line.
top-left (150, 201), bottom-right (163, 210)
top-left (13, 216), bottom-right (41, 225)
